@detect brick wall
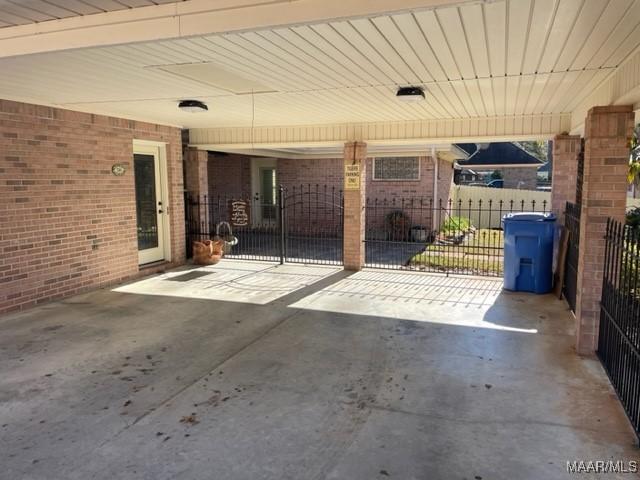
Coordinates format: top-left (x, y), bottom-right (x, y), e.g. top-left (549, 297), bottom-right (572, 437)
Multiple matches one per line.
top-left (0, 99), bottom-right (184, 315)
top-left (275, 156), bottom-right (451, 235)
top-left (364, 156), bottom-right (451, 233)
top-left (207, 155), bottom-right (450, 201)
top-left (551, 135), bottom-right (582, 224)
top-left (207, 153), bottom-right (251, 199)
top-left (277, 158), bottom-right (343, 236)
top-left (365, 156), bottom-right (434, 198)
top-left (206, 154), bottom-right (454, 237)
top-left (277, 157), bottom-right (343, 192)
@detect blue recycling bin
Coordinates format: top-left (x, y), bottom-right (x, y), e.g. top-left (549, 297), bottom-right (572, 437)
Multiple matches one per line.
top-left (503, 212), bottom-right (556, 294)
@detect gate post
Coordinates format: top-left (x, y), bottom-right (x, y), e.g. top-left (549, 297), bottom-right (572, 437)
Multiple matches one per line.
top-left (575, 105), bottom-right (634, 355)
top-left (550, 135), bottom-right (582, 225)
top-left (343, 141), bottom-right (367, 271)
top-left (278, 185), bottom-right (285, 265)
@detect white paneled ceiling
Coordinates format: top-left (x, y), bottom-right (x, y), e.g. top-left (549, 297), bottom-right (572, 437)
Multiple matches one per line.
top-left (0, 0), bottom-right (638, 128)
top-left (0, 0), bottom-right (184, 27)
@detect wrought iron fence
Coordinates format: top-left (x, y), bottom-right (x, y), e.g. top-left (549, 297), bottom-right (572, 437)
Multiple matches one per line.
top-left (184, 184), bottom-right (343, 266)
top-left (575, 140), bottom-right (585, 205)
top-left (563, 202), bottom-right (581, 313)
top-left (598, 219), bottom-right (640, 441)
top-left (364, 197), bottom-right (548, 276)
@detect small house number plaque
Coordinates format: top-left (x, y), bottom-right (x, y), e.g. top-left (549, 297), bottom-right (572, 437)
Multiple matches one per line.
top-left (111, 163), bottom-right (126, 176)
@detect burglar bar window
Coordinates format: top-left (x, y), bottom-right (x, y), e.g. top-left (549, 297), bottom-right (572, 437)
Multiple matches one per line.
top-left (373, 157), bottom-right (420, 180)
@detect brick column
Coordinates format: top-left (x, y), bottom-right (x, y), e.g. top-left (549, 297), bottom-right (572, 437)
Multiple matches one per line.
top-left (551, 135), bottom-right (582, 225)
top-left (575, 105), bottom-right (634, 355)
top-left (184, 148), bottom-right (209, 243)
top-left (343, 141), bottom-right (367, 271)
top-left (184, 148), bottom-right (209, 198)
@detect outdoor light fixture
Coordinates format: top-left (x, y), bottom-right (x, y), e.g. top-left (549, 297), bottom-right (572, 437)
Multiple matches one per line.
top-left (178, 99), bottom-right (208, 113)
top-left (396, 86), bottom-right (425, 102)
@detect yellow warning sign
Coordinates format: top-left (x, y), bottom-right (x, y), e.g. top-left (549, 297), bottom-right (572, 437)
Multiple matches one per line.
top-left (344, 164), bottom-right (361, 190)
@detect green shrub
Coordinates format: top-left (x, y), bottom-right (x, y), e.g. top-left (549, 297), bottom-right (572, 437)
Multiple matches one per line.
top-left (440, 216), bottom-right (472, 234)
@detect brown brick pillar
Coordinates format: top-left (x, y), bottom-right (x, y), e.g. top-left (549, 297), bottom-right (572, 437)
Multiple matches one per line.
top-left (343, 141), bottom-right (367, 271)
top-left (184, 148), bottom-right (209, 243)
top-left (551, 135), bottom-right (582, 225)
top-left (184, 148), bottom-right (209, 198)
top-left (575, 105), bottom-right (634, 355)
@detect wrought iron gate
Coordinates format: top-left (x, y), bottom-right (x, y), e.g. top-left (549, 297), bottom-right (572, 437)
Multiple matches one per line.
top-left (363, 197), bottom-right (547, 277)
top-left (185, 184), bottom-right (343, 265)
top-left (184, 192), bottom-right (280, 262)
top-left (598, 219), bottom-right (640, 441)
top-left (563, 201), bottom-right (581, 313)
top-left (282, 184), bottom-right (343, 265)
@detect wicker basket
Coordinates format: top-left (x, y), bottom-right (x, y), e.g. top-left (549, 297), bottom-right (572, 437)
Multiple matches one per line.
top-left (192, 239), bottom-right (224, 265)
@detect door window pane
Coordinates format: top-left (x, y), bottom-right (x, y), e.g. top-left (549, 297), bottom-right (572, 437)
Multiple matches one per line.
top-left (134, 154), bottom-right (159, 250)
top-left (260, 168), bottom-right (276, 220)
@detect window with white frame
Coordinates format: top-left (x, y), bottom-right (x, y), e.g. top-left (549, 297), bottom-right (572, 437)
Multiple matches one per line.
top-left (373, 157), bottom-right (420, 180)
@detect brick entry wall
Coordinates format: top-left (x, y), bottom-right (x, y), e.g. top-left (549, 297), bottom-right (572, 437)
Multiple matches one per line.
top-left (365, 157), bottom-right (453, 231)
top-left (204, 154), bottom-right (454, 236)
top-left (208, 153), bottom-right (251, 199)
top-left (206, 155), bottom-right (453, 200)
top-left (277, 158), bottom-right (344, 235)
top-left (365, 156), bottom-right (434, 198)
top-left (277, 156), bottom-right (453, 233)
top-left (0, 100), bottom-right (184, 314)
top-left (278, 157), bottom-right (343, 192)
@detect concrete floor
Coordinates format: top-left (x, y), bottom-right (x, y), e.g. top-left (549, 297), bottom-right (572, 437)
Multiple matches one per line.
top-left (0, 260), bottom-right (637, 480)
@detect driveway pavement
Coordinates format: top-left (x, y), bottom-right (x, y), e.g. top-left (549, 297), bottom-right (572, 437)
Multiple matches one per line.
top-left (0, 260), bottom-right (637, 480)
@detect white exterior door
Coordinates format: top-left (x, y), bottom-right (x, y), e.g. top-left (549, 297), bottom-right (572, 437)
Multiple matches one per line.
top-left (133, 142), bottom-right (168, 265)
top-left (251, 158), bottom-right (278, 226)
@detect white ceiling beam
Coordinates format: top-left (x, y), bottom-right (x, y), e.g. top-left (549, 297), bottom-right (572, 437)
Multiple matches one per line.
top-left (189, 113), bottom-right (571, 148)
top-left (196, 144), bottom-right (465, 159)
top-left (571, 46), bottom-right (640, 133)
top-left (0, 0), bottom-right (475, 59)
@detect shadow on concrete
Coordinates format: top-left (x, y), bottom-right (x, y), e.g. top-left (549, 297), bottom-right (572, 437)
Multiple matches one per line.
top-left (113, 260), bottom-right (344, 305)
top-left (287, 269), bottom-right (551, 334)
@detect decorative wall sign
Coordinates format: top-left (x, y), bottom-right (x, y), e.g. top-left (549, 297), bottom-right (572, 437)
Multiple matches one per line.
top-left (344, 164), bottom-right (361, 190)
top-left (229, 200), bottom-right (250, 227)
top-left (111, 163), bottom-right (126, 176)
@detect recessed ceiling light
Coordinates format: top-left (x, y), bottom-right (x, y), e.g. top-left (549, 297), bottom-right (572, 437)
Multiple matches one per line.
top-left (396, 86), bottom-right (425, 102)
top-left (178, 99), bottom-right (208, 113)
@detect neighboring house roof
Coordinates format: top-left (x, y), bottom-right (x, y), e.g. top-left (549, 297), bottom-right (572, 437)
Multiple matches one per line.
top-left (455, 142), bottom-right (544, 169)
top-left (538, 162), bottom-right (551, 173)
top-left (455, 143), bottom-right (478, 156)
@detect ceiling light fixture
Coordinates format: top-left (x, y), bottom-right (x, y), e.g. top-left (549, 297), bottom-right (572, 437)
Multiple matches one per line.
top-left (396, 86), bottom-right (425, 102)
top-left (178, 99), bottom-right (208, 113)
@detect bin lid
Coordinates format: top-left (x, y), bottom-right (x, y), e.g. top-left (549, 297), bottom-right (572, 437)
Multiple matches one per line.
top-left (502, 212), bottom-right (556, 222)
